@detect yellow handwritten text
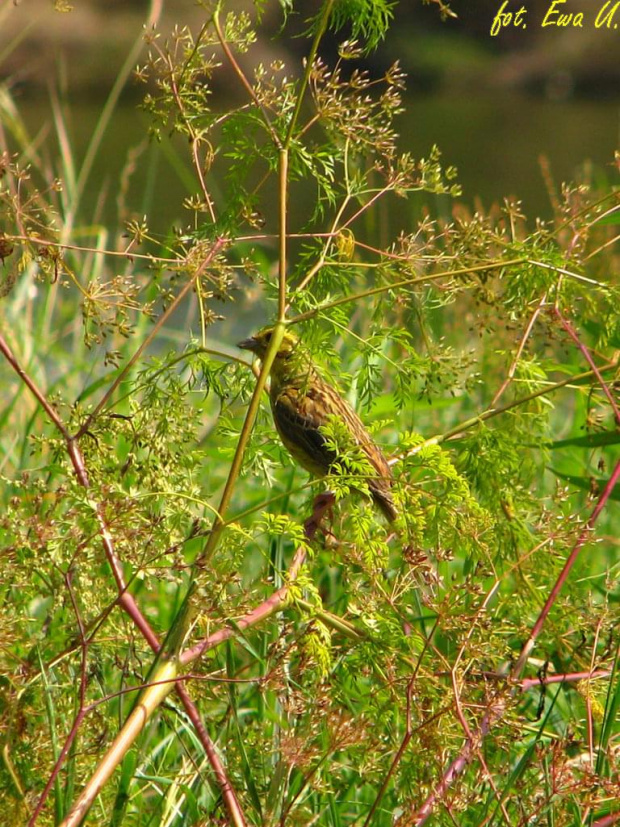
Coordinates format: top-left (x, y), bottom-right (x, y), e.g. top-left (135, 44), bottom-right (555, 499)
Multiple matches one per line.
top-left (490, 0), bottom-right (528, 35)
top-left (595, 0), bottom-right (620, 28)
top-left (542, 0), bottom-right (584, 27)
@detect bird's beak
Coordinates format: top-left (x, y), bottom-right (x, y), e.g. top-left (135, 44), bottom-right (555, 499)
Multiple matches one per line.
top-left (237, 336), bottom-right (259, 353)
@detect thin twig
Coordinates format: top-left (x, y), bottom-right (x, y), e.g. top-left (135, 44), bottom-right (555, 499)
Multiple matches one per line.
top-left (283, 0), bottom-right (336, 148)
top-left (212, 6), bottom-right (280, 148)
top-left (513, 459), bottom-right (620, 679)
top-left (491, 292), bottom-right (547, 406)
top-left (8, 233), bottom-right (181, 263)
top-left (553, 307), bottom-right (620, 426)
top-left (288, 257), bottom-right (529, 324)
top-left (363, 621), bottom-right (439, 827)
top-left (410, 458), bottom-right (620, 825)
top-left (77, 237), bottom-right (226, 437)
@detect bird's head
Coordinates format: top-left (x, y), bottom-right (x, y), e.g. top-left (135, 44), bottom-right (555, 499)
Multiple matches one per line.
top-left (237, 327), bottom-right (300, 361)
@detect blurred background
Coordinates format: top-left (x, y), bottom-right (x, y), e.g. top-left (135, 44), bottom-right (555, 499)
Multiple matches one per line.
top-left (1, 0), bottom-right (618, 233)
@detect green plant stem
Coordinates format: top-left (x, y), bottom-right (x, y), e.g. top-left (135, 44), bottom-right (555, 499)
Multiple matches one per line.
top-left (212, 5), bottom-right (279, 147)
top-left (279, 0), bottom-right (336, 316)
top-left (196, 322), bottom-right (287, 566)
top-left (60, 660), bottom-right (179, 827)
top-left (77, 237), bottom-right (226, 438)
top-left (400, 362), bottom-right (619, 460)
top-left (288, 257), bottom-right (529, 324)
top-left (283, 0), bottom-right (336, 148)
top-left (278, 147), bottom-right (288, 320)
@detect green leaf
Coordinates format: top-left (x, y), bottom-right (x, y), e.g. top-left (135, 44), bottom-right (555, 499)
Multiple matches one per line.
top-left (545, 431), bottom-right (620, 449)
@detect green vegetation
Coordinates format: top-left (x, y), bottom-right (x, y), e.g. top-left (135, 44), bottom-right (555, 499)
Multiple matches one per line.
top-left (1, 1), bottom-right (619, 825)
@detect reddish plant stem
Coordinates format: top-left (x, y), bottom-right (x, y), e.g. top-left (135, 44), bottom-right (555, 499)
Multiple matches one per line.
top-left (0, 332), bottom-right (69, 438)
top-left (182, 568), bottom-right (298, 664)
top-left (520, 669), bottom-right (610, 690)
top-left (28, 709), bottom-right (89, 827)
top-left (174, 683), bottom-right (247, 827)
top-left (411, 736), bottom-right (478, 826)
top-left (553, 306), bottom-right (620, 426)
top-left (182, 493), bottom-right (331, 665)
top-left (1, 257), bottom-right (247, 825)
top-left (593, 814), bottom-right (620, 827)
top-left (411, 458), bottom-right (620, 826)
top-left (513, 458), bottom-right (620, 678)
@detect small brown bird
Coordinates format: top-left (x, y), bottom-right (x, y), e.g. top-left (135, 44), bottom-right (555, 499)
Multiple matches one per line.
top-left (238, 327), bottom-right (397, 522)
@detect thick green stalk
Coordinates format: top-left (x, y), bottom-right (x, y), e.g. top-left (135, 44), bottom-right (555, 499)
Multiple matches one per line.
top-left (284, 0), bottom-right (336, 148)
top-left (197, 323), bottom-right (286, 565)
top-left (60, 660), bottom-right (178, 827)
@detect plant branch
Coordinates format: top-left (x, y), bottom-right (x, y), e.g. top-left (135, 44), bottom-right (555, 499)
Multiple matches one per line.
top-left (169, 683), bottom-right (248, 827)
top-left (278, 148), bottom-right (288, 320)
top-left (552, 306), bottom-right (620, 426)
top-left (287, 257), bottom-right (529, 324)
top-left (7, 233), bottom-right (181, 263)
top-left (410, 457), bottom-right (620, 825)
top-left (194, 321), bottom-right (286, 566)
top-left (520, 669), bottom-right (611, 690)
top-left (0, 331), bottom-right (69, 438)
top-left (283, 0), bottom-right (335, 148)
top-left (212, 5), bottom-right (280, 148)
top-left (393, 361), bottom-right (619, 464)
top-left (512, 458), bottom-right (620, 678)
top-left (77, 237), bottom-right (226, 437)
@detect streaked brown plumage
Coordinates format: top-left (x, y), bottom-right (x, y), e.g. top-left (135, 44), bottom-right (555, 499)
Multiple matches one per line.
top-left (238, 327), bottom-right (397, 522)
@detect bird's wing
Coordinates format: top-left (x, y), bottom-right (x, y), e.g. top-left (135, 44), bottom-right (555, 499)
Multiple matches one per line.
top-left (271, 385), bottom-right (336, 476)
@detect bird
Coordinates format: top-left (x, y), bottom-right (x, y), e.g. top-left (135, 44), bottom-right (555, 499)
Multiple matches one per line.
top-left (238, 326), bottom-right (398, 522)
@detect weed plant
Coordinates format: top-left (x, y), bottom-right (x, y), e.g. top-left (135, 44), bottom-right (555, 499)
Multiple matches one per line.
top-left (0, 2), bottom-right (619, 825)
